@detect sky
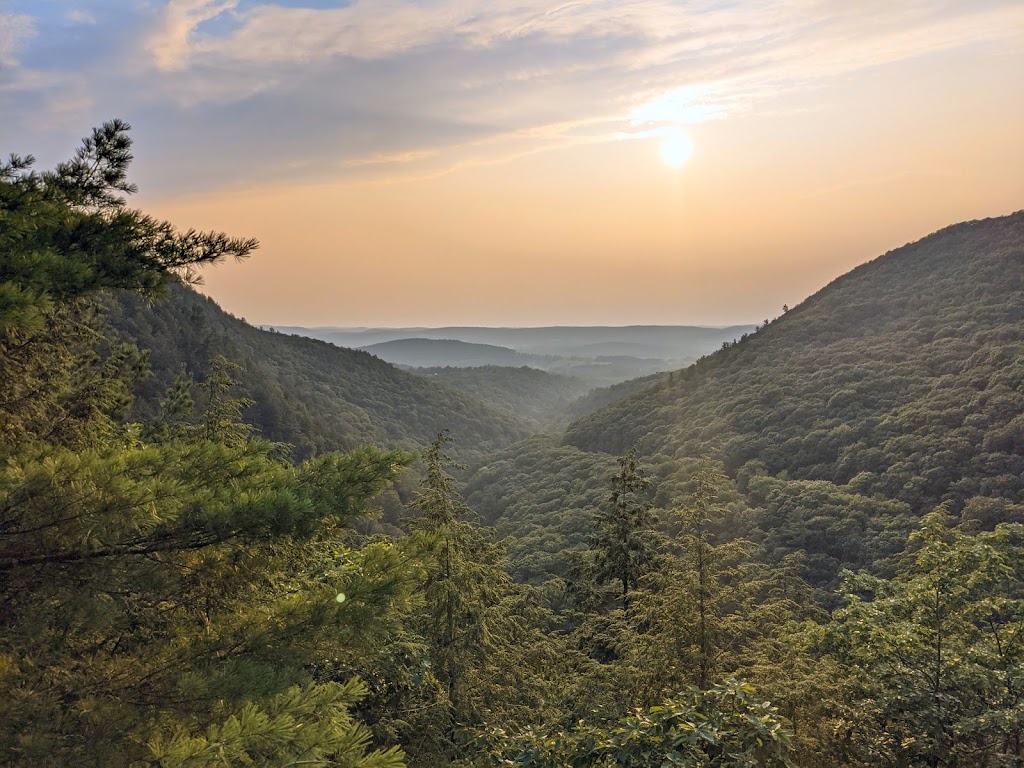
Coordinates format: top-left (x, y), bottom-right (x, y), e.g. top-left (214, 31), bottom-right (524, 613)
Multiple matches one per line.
top-left (2, 0), bottom-right (1023, 327)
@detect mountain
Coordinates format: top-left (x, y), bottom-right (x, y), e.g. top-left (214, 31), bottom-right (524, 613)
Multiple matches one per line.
top-left (359, 337), bottom-right (687, 388)
top-left (105, 285), bottom-right (531, 461)
top-left (411, 366), bottom-right (594, 429)
top-left (276, 324), bottom-right (752, 385)
top-left (470, 212), bottom-right (1024, 587)
top-left (273, 325), bottom-right (754, 360)
top-left (566, 212), bottom-right (1024, 505)
top-left (464, 436), bottom-right (620, 583)
top-left (361, 338), bottom-right (545, 368)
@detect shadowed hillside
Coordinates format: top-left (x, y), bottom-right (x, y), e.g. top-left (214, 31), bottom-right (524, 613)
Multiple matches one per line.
top-left (106, 285), bottom-right (531, 460)
top-left (564, 371), bottom-right (668, 420)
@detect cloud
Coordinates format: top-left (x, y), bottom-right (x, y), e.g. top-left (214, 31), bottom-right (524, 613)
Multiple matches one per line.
top-left (3, 0), bottom-right (1022, 191)
top-left (0, 12), bottom-right (35, 68)
top-left (66, 9), bottom-right (97, 25)
top-left (148, 0), bottom-right (237, 71)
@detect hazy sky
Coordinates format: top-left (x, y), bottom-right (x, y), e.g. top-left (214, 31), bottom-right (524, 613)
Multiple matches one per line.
top-left (3, 1), bottom-right (1023, 326)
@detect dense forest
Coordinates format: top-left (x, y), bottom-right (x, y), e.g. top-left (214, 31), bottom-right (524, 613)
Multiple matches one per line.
top-left (2, 123), bottom-right (1023, 768)
top-left (566, 212), bottom-right (1024, 511)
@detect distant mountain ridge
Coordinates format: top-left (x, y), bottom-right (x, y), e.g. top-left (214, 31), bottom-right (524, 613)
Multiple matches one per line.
top-left (276, 323), bottom-right (755, 389)
top-left (273, 324), bottom-right (754, 360)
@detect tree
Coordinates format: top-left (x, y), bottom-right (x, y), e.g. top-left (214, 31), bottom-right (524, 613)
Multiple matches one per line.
top-left (621, 459), bottom-right (838, 762)
top-left (626, 459), bottom-right (751, 693)
top-left (830, 511), bottom-right (1024, 766)
top-left (588, 445), bottom-right (657, 612)
top-left (0, 120), bottom-right (255, 336)
top-left (145, 680), bottom-right (405, 768)
top-left (492, 679), bottom-right (794, 768)
top-left (0, 122), bottom-right (413, 767)
top-left (404, 432), bottom-right (512, 751)
top-left (1, 121), bottom-right (255, 454)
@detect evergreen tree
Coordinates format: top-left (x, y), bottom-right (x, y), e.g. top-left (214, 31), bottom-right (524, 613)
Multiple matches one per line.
top-left (0, 120), bottom-right (255, 336)
top-left (587, 445), bottom-right (657, 612)
top-left (624, 459), bottom-right (835, 759)
top-left (0, 122), bottom-right (413, 767)
top-left (404, 432), bottom-right (511, 755)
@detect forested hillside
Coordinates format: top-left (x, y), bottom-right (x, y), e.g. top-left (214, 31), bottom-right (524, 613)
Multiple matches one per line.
top-left (465, 436), bottom-right (620, 582)
top-left (1, 123), bottom-right (417, 767)
top-left (564, 370), bottom-right (668, 420)
top-left (566, 213), bottom-right (1024, 511)
top-left (106, 286), bottom-right (530, 460)
top-left (472, 214), bottom-right (1024, 589)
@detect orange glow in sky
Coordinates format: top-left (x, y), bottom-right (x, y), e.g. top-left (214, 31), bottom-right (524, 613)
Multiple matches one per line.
top-left (5, 1), bottom-right (1023, 326)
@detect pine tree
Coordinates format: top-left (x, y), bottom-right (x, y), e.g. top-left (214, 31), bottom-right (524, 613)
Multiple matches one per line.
top-left (404, 433), bottom-right (509, 745)
top-left (0, 122), bottom-right (414, 767)
top-left (583, 445), bottom-right (656, 613)
top-left (628, 460), bottom-right (822, 714)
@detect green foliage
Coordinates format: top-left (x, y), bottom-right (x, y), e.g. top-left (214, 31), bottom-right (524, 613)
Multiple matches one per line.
top-left (490, 680), bottom-right (793, 768)
top-left (627, 462), bottom-right (796, 691)
top-left (583, 445), bottom-right (658, 612)
top-left (0, 301), bottom-right (148, 451)
top-left (406, 434), bottom-right (530, 724)
top-left (0, 120), bottom-right (248, 454)
top-left (407, 431), bottom-right (503, 715)
top-left (411, 366), bottom-right (593, 430)
top-left (0, 120), bottom-right (254, 336)
top-left (746, 475), bottom-right (916, 591)
top-left (476, 214), bottom-right (1024, 606)
top-left (830, 513), bottom-right (1024, 766)
top-left (146, 680), bottom-right (405, 768)
top-left (7, 122), bottom-right (1024, 768)
top-left (465, 436), bottom-right (619, 584)
top-left (322, 433), bottom-right (574, 767)
top-left (564, 371), bottom-right (667, 421)
top-left (0, 122), bottom-right (414, 767)
top-left (0, 433), bottom-right (414, 765)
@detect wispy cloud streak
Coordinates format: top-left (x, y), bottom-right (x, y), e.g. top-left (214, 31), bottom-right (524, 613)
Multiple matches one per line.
top-left (3, 0), bottom-right (1021, 189)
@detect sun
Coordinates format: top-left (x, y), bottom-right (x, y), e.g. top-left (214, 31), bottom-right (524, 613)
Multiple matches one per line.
top-left (659, 132), bottom-right (693, 169)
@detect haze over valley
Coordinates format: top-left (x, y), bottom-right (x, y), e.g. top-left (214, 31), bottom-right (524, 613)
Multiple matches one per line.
top-left (274, 324), bottom-right (755, 389)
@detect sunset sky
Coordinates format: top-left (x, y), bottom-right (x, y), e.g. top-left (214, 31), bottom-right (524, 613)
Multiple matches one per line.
top-left (3, 0), bottom-right (1023, 326)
